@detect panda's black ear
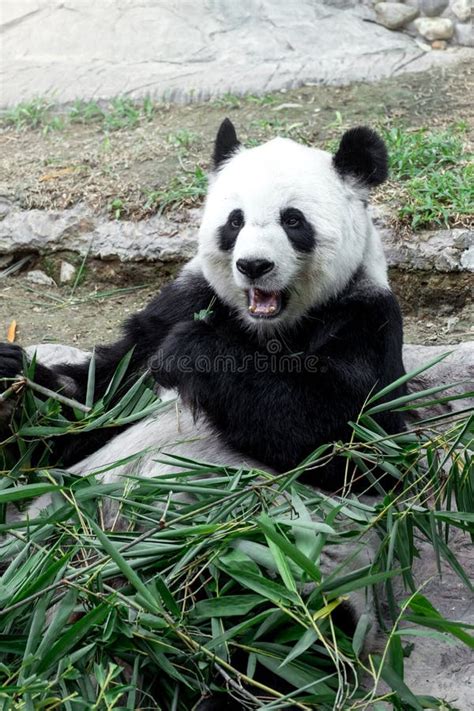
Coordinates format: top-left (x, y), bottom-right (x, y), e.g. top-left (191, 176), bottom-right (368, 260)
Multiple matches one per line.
top-left (333, 127), bottom-right (388, 188)
top-left (213, 118), bottom-right (240, 169)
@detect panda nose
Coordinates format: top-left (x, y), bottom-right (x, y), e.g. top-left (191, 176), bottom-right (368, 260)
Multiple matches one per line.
top-left (236, 258), bottom-right (275, 280)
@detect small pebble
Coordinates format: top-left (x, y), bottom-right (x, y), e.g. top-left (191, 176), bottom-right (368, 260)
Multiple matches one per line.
top-left (60, 260), bottom-right (77, 284)
top-left (26, 270), bottom-right (56, 287)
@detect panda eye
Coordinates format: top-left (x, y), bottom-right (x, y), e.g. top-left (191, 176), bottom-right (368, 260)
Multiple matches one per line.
top-left (282, 209), bottom-right (304, 229)
top-left (229, 210), bottom-right (244, 229)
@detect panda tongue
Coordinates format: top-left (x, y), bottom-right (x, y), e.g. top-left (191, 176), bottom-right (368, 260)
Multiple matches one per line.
top-left (249, 288), bottom-right (279, 315)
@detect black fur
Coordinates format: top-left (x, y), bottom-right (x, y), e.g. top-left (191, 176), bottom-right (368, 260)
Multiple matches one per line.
top-left (280, 207), bottom-right (316, 253)
top-left (151, 272), bottom-right (405, 492)
top-left (334, 126), bottom-right (388, 188)
top-left (218, 209), bottom-right (244, 251)
top-left (213, 118), bottom-right (240, 169)
top-left (0, 343), bottom-right (24, 381)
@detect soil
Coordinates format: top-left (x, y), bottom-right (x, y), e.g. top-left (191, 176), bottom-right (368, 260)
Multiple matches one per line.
top-left (0, 60), bottom-right (473, 220)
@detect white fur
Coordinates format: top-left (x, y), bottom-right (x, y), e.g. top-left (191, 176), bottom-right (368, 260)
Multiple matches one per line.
top-left (199, 137), bottom-right (388, 332)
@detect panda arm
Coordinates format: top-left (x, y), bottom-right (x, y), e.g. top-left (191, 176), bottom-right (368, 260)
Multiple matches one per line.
top-left (1, 273), bottom-right (214, 400)
top-left (0, 272), bottom-right (215, 464)
top-left (153, 294), bottom-right (404, 473)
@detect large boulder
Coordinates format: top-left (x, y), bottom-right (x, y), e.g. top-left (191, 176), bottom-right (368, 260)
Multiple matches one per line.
top-left (404, 341), bottom-right (474, 418)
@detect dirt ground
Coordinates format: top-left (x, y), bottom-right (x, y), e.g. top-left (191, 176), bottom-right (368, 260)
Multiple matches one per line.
top-left (1, 60), bottom-right (473, 220)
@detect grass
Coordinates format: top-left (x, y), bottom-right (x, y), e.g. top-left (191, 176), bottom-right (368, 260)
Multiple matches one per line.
top-left (1, 96), bottom-right (156, 134)
top-left (0, 353), bottom-right (473, 709)
top-left (145, 165), bottom-right (208, 215)
top-left (381, 125), bottom-right (474, 230)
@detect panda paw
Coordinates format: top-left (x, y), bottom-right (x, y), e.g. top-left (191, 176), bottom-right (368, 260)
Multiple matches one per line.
top-left (150, 320), bottom-right (213, 389)
top-left (0, 343), bottom-right (25, 384)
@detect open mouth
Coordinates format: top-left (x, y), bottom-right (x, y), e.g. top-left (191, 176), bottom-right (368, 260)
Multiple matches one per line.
top-left (247, 287), bottom-right (282, 319)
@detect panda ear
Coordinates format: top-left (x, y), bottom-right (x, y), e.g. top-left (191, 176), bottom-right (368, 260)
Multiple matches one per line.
top-left (213, 118), bottom-right (240, 169)
top-left (333, 126), bottom-right (388, 188)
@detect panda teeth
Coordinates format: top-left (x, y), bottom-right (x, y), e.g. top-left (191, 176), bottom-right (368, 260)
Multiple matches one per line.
top-left (247, 288), bottom-right (282, 318)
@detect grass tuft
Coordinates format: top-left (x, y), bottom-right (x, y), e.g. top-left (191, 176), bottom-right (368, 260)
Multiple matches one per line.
top-left (1, 98), bottom-right (62, 133)
top-left (381, 125), bottom-right (473, 230)
top-left (145, 165), bottom-right (208, 214)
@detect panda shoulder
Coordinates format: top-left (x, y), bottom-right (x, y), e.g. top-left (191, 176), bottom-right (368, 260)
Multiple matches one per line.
top-left (128, 260), bottom-right (216, 327)
top-left (340, 278), bottom-right (403, 337)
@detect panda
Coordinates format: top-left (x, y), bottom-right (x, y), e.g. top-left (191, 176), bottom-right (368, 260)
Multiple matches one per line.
top-left (0, 119), bottom-right (406, 708)
top-left (0, 118), bottom-right (405, 486)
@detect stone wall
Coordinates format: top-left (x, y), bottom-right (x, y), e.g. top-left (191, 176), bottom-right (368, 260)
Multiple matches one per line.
top-left (371, 0), bottom-right (473, 48)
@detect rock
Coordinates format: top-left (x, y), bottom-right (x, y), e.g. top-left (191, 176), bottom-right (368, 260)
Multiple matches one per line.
top-left (419, 0), bottom-right (449, 17)
top-left (431, 39), bottom-right (447, 48)
top-left (25, 343), bottom-right (89, 367)
top-left (0, 0), bottom-right (467, 108)
top-left (59, 260), bottom-right (77, 284)
top-left (454, 21), bottom-right (474, 45)
top-left (414, 37), bottom-right (434, 50)
top-left (26, 270), bottom-right (56, 287)
top-left (375, 2), bottom-right (419, 29)
top-left (404, 341), bottom-right (474, 418)
top-left (414, 17), bottom-right (454, 39)
top-left (460, 244), bottom-right (474, 270)
top-left (0, 205), bottom-right (201, 263)
top-left (372, 206), bottom-right (474, 272)
top-left (451, 0), bottom-right (472, 22)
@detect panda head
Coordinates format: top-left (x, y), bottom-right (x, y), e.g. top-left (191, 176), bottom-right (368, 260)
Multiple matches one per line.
top-left (198, 118), bottom-right (389, 331)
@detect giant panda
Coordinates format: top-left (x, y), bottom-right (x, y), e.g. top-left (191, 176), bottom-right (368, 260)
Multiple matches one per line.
top-left (0, 119), bottom-right (405, 484)
top-left (0, 119), bottom-right (406, 708)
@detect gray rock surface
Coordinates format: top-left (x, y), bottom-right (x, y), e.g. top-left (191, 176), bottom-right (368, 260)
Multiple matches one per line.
top-left (405, 340), bottom-right (474, 416)
top-left (451, 0), bottom-right (472, 21)
top-left (403, 529), bottom-right (474, 711)
top-left (419, 0), bottom-right (450, 16)
top-left (379, 224), bottom-right (474, 272)
top-left (454, 20), bottom-right (474, 46)
top-left (0, 0), bottom-right (470, 109)
top-left (1, 205), bottom-right (472, 274)
top-left (414, 16), bottom-right (455, 38)
top-left (0, 205), bottom-right (201, 263)
top-left (26, 269), bottom-right (56, 287)
top-left (375, 2), bottom-right (419, 29)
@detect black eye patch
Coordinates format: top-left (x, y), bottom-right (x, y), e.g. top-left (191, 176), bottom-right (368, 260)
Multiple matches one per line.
top-left (218, 209), bottom-right (244, 251)
top-left (280, 208), bottom-right (315, 253)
